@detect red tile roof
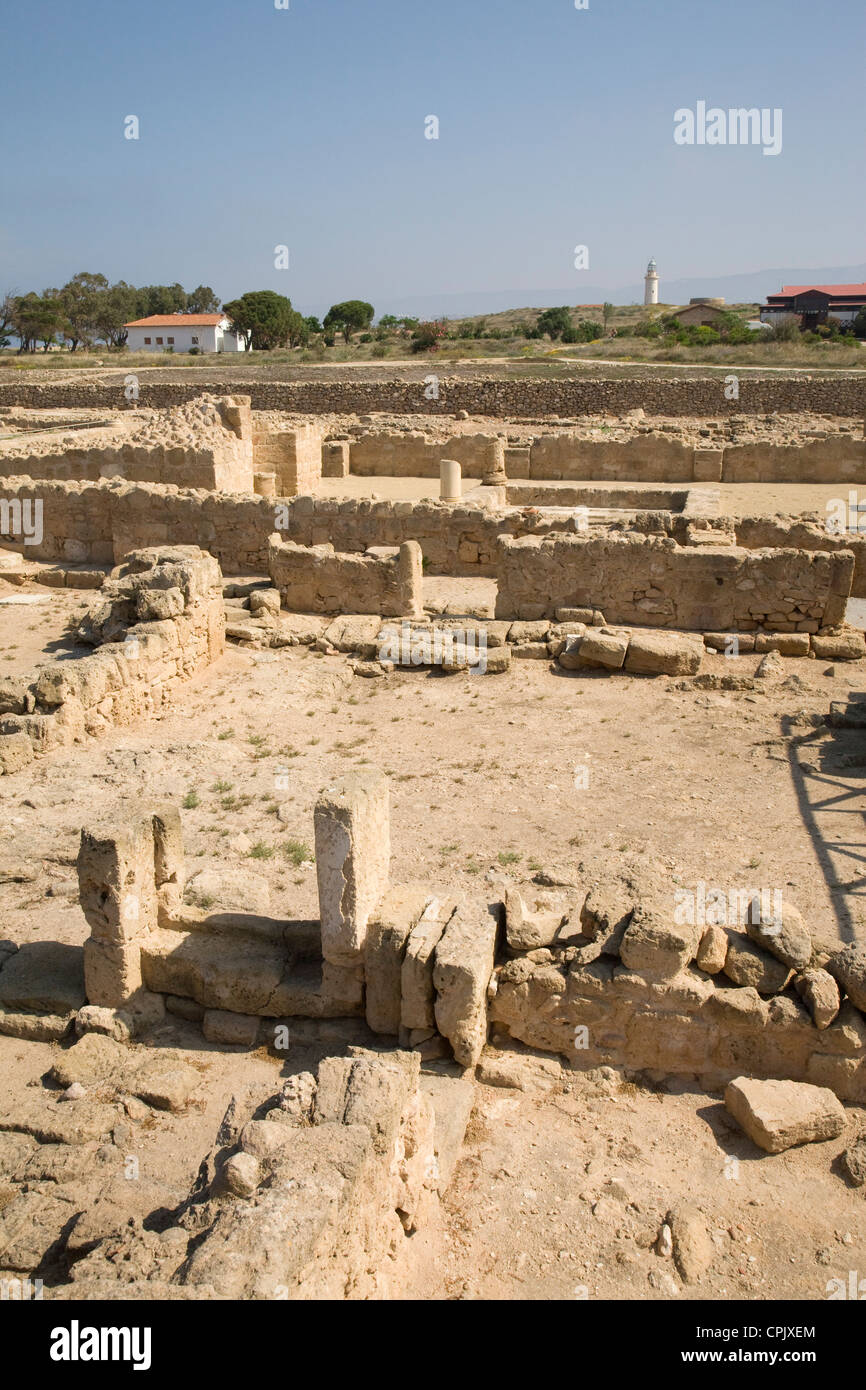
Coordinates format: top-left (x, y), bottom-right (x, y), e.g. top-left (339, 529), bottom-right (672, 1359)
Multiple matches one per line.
top-left (776, 284), bottom-right (866, 298)
top-left (124, 314), bottom-right (225, 327)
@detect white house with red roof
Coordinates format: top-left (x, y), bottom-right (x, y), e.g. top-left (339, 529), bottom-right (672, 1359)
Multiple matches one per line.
top-left (123, 313), bottom-right (248, 353)
top-left (760, 283), bottom-right (866, 330)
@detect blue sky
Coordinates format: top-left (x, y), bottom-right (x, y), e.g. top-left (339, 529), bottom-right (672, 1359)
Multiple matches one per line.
top-left (3, 0), bottom-right (864, 315)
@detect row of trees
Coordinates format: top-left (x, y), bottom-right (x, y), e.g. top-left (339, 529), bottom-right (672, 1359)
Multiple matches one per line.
top-left (0, 276), bottom-right (222, 352)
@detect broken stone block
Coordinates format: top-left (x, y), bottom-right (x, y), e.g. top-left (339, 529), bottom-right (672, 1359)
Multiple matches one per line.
top-left (50, 1032), bottom-right (129, 1089)
top-left (619, 903), bottom-right (698, 978)
top-left (723, 932), bottom-right (793, 995)
top-left (132, 1057), bottom-right (199, 1112)
top-left (0, 1009), bottom-right (73, 1042)
top-left (433, 901), bottom-right (499, 1068)
top-left (669, 1204), bottom-right (714, 1284)
top-left (323, 614), bottom-right (383, 653)
top-left (152, 804), bottom-right (185, 923)
top-left (794, 969), bottom-right (840, 1030)
top-left (841, 1135), bottom-right (866, 1186)
top-left (695, 925), bottom-right (728, 974)
top-left (75, 1004), bottom-right (134, 1042)
top-left (223, 1151), bottom-right (262, 1197)
top-left (745, 897), bottom-right (812, 970)
top-left (724, 1076), bottom-right (846, 1153)
top-left (624, 631), bottom-right (703, 677)
top-left (365, 884), bottom-right (431, 1035)
top-left (0, 731), bottom-right (35, 775)
top-left (811, 632), bottom-right (864, 661)
top-left (78, 814), bottom-right (158, 947)
top-left (577, 630), bottom-right (628, 670)
top-left (579, 884), bottom-right (634, 955)
top-left (314, 768), bottom-right (390, 969)
top-left (827, 942), bottom-right (866, 1013)
top-left (83, 938), bottom-right (144, 1010)
top-left (0, 941), bottom-right (85, 1015)
top-left (505, 888), bottom-right (566, 952)
top-left (401, 899), bottom-right (453, 1031)
top-left (202, 1009), bottom-right (260, 1047)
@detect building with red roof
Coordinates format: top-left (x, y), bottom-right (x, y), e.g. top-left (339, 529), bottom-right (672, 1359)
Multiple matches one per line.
top-left (759, 283), bottom-right (866, 330)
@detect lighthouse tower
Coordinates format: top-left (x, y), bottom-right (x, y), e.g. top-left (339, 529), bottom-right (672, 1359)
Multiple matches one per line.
top-left (644, 257), bottom-right (659, 306)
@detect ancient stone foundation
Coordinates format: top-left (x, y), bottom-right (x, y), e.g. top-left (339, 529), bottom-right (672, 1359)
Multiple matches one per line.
top-left (67, 772), bottom-right (866, 1103)
top-left (0, 545), bottom-right (225, 775)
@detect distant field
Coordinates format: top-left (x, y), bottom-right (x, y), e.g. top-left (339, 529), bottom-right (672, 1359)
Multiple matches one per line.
top-left (2, 300), bottom-right (864, 373)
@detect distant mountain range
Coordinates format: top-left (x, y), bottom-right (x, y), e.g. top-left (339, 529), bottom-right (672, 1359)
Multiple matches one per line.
top-left (371, 264), bottom-right (866, 321)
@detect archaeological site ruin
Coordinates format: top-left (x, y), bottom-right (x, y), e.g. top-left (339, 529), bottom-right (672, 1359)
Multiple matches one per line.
top-left (1, 365), bottom-right (866, 1305)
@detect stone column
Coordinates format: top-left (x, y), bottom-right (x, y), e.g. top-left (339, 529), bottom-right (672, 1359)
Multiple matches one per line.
top-left (315, 769), bottom-right (390, 969)
top-left (398, 540), bottom-right (424, 619)
top-left (440, 458), bottom-right (462, 501)
top-left (78, 813), bottom-right (159, 1008)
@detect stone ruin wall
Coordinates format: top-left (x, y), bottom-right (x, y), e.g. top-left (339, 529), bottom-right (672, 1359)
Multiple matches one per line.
top-left (0, 395), bottom-right (255, 492)
top-left (1, 374), bottom-right (864, 417)
top-left (2, 476), bottom-right (865, 608)
top-left (268, 533), bottom-right (423, 617)
top-left (494, 533), bottom-right (854, 630)
top-left (0, 545), bottom-right (225, 776)
top-left (67, 770), bottom-right (866, 1107)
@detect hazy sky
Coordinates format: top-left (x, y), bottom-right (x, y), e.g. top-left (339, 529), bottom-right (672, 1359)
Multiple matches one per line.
top-left (3, 0), bottom-right (864, 315)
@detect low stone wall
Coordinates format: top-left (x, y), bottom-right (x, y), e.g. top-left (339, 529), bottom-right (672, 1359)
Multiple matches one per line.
top-left (1, 374), bottom-right (863, 418)
top-left (349, 431), bottom-right (504, 478)
top-left (0, 396), bottom-right (254, 492)
top-left (268, 533), bottom-right (423, 617)
top-left (0, 545), bottom-right (225, 775)
top-left (494, 533), bottom-right (853, 630)
top-left (735, 516), bottom-right (866, 598)
top-left (490, 863), bottom-right (866, 1100)
top-left (70, 773), bottom-right (866, 1105)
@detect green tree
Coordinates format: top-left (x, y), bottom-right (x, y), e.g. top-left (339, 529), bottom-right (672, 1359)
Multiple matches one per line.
top-left (602, 302), bottom-right (614, 332)
top-left (323, 299), bottom-right (375, 343)
top-left (95, 281), bottom-right (140, 348)
top-left (186, 285), bottom-right (221, 313)
top-left (536, 306), bottom-right (572, 340)
top-left (222, 290), bottom-right (296, 350)
top-left (137, 283), bottom-right (188, 317)
top-left (56, 272), bottom-right (108, 350)
top-left (303, 315), bottom-right (323, 334)
top-left (377, 314), bottom-right (399, 329)
top-left (853, 307), bottom-right (866, 339)
top-left (13, 293), bottom-right (66, 352)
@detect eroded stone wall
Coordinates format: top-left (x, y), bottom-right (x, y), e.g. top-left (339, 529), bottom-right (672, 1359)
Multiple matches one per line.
top-left (494, 533), bottom-right (853, 630)
top-left (0, 545), bottom-right (225, 776)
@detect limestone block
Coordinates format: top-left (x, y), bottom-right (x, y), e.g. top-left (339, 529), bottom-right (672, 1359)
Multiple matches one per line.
top-left (744, 897), bottom-right (811, 970)
top-left (624, 630), bottom-right (703, 676)
top-left (203, 1009), bottom-right (260, 1047)
top-left (577, 630), bottom-right (628, 670)
top-left (401, 898), bottom-right (453, 1031)
top-left (505, 889), bottom-right (566, 952)
top-left (754, 632), bottom-right (810, 656)
top-left (0, 941), bottom-right (85, 1015)
top-left (794, 969), bottom-right (840, 1030)
top-left (433, 900), bottom-right (499, 1068)
top-left (812, 631), bottom-right (864, 661)
top-left (827, 942), bottom-right (866, 1012)
top-left (314, 769), bottom-right (390, 969)
top-left (723, 933), bottom-right (793, 995)
top-left (77, 813), bottom-right (159, 947)
top-left (695, 925), bottom-right (728, 974)
top-left (365, 884), bottom-right (431, 1035)
top-left (619, 902), bottom-right (698, 978)
top-left (0, 732), bottom-right (35, 774)
top-left (83, 938), bottom-right (144, 1009)
top-left (724, 1076), bottom-right (846, 1153)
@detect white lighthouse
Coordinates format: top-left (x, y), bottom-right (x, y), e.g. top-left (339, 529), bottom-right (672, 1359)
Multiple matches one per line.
top-left (644, 257), bottom-right (659, 306)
